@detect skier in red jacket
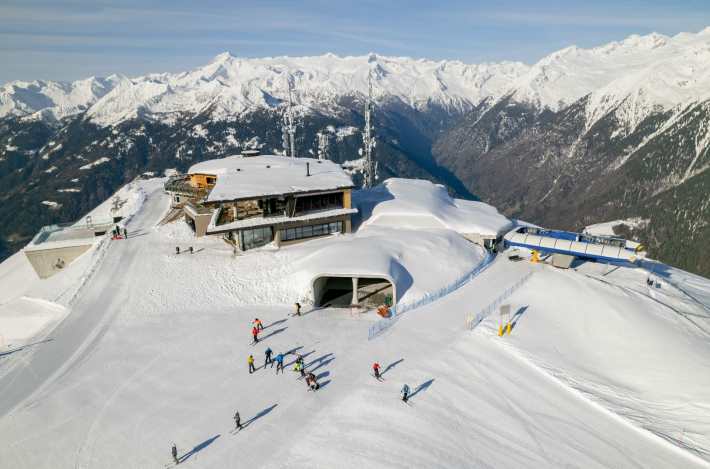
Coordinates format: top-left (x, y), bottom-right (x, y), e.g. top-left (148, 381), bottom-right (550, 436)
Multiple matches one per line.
top-left (373, 362), bottom-right (382, 380)
top-left (252, 326), bottom-right (259, 344)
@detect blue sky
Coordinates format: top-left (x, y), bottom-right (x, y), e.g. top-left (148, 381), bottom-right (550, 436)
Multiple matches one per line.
top-left (1, 0), bottom-right (709, 84)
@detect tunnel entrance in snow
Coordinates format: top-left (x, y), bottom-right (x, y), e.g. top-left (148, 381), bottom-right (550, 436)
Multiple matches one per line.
top-left (312, 276), bottom-right (395, 308)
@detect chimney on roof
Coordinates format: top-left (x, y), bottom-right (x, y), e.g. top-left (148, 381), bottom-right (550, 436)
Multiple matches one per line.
top-left (306, 162), bottom-right (311, 177)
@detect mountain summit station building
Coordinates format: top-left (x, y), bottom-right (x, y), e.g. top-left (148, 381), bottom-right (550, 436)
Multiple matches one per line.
top-left (165, 154), bottom-right (357, 251)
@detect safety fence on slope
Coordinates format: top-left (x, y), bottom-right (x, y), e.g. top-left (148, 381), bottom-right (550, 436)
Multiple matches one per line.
top-left (464, 270), bottom-right (536, 331)
top-left (368, 251), bottom-right (495, 340)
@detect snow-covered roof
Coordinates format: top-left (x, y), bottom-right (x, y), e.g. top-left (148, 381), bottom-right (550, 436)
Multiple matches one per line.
top-left (288, 225), bottom-right (488, 305)
top-left (188, 155), bottom-right (354, 203)
top-left (24, 224), bottom-right (110, 252)
top-left (358, 178), bottom-right (513, 237)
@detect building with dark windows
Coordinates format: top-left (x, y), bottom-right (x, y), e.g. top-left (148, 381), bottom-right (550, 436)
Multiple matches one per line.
top-left (165, 153), bottom-right (357, 251)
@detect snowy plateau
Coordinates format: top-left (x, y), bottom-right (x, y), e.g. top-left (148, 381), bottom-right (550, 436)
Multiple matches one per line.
top-left (0, 176), bottom-right (710, 469)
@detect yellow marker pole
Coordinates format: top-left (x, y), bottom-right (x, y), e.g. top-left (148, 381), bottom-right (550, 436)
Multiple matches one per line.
top-left (498, 324), bottom-right (504, 336)
top-left (506, 322), bottom-right (512, 335)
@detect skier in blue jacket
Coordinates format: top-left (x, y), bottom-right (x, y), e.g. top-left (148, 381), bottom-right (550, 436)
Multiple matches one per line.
top-left (401, 384), bottom-right (410, 403)
top-left (275, 353), bottom-right (285, 374)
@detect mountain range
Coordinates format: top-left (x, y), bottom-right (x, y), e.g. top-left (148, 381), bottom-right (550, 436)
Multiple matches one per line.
top-left (1, 27), bottom-right (709, 276)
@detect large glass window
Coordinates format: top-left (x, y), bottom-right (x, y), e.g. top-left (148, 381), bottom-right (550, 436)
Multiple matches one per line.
top-left (294, 192), bottom-right (343, 215)
top-left (280, 221), bottom-right (343, 242)
top-left (239, 226), bottom-right (273, 250)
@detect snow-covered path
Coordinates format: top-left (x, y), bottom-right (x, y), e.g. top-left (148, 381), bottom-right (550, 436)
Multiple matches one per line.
top-left (0, 181), bottom-right (170, 418)
top-left (1, 184), bottom-right (709, 468)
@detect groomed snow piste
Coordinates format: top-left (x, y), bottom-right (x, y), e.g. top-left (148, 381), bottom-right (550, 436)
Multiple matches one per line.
top-left (0, 178), bottom-right (709, 469)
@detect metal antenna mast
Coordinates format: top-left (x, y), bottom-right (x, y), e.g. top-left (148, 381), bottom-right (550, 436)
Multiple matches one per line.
top-left (316, 131), bottom-right (329, 160)
top-left (282, 75), bottom-right (297, 158)
top-left (362, 72), bottom-right (377, 188)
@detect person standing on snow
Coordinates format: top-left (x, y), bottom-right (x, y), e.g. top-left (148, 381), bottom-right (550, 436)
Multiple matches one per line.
top-left (373, 362), bottom-right (382, 380)
top-left (265, 347), bottom-right (273, 367)
top-left (294, 302), bottom-right (301, 316)
top-left (234, 411), bottom-right (242, 431)
top-left (252, 326), bottom-right (259, 344)
top-left (171, 443), bottom-right (179, 465)
top-left (275, 353), bottom-right (285, 374)
top-left (248, 355), bottom-right (256, 374)
top-left (401, 384), bottom-right (410, 403)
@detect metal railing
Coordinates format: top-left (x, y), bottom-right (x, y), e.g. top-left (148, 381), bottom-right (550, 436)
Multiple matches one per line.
top-left (164, 176), bottom-right (206, 197)
top-left (464, 270), bottom-right (536, 331)
top-left (368, 251), bottom-right (495, 340)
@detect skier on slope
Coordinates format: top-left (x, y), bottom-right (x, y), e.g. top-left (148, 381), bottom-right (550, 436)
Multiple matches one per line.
top-left (248, 354), bottom-right (256, 374)
top-left (254, 318), bottom-right (264, 331)
top-left (265, 347), bottom-right (273, 367)
top-left (252, 326), bottom-right (259, 344)
top-left (373, 362), bottom-right (382, 380)
top-left (171, 443), bottom-right (179, 465)
top-left (305, 372), bottom-right (319, 391)
top-left (294, 302), bottom-right (301, 316)
top-left (234, 411), bottom-right (242, 431)
top-left (293, 361), bottom-right (305, 378)
top-left (275, 353), bottom-right (285, 374)
top-left (401, 384), bottom-right (410, 403)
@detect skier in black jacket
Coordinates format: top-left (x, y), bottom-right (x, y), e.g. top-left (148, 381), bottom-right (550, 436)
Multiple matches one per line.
top-left (265, 347), bottom-right (273, 367)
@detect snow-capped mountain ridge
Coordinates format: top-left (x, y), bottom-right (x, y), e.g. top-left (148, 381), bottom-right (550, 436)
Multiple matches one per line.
top-left (1, 53), bottom-right (530, 126)
top-left (2, 27), bottom-right (710, 127)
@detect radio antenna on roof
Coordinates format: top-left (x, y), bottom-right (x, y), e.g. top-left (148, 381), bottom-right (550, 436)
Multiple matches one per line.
top-left (282, 75), bottom-right (297, 158)
top-left (361, 71), bottom-right (377, 188)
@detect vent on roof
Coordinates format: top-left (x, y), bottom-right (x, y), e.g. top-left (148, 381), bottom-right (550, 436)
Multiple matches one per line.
top-left (236, 168), bottom-right (241, 172)
top-left (266, 165), bottom-right (271, 169)
top-left (240, 149), bottom-right (260, 157)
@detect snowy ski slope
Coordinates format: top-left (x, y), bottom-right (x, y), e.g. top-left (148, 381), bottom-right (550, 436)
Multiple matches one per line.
top-left (0, 179), bottom-right (709, 468)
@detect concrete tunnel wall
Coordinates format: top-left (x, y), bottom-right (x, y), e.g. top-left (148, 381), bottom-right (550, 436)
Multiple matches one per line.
top-left (311, 273), bottom-right (397, 307)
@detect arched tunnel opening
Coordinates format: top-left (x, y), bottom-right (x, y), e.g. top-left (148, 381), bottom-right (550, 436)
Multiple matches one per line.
top-left (313, 275), bottom-right (396, 308)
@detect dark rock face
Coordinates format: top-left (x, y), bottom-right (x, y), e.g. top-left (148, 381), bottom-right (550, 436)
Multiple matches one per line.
top-left (432, 96), bottom-right (710, 277)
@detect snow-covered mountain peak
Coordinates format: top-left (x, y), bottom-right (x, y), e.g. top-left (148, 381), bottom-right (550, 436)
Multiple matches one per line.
top-left (56, 53), bottom-right (532, 125)
top-left (510, 26), bottom-right (710, 130)
top-left (211, 51), bottom-right (238, 64)
top-left (2, 27), bottom-right (710, 126)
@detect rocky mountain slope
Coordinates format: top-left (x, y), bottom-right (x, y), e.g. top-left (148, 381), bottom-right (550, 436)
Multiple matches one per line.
top-left (1, 28), bottom-right (710, 276)
top-left (433, 28), bottom-right (710, 277)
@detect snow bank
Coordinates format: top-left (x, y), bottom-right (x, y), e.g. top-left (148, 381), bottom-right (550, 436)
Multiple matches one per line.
top-left (154, 220), bottom-right (485, 310)
top-left (358, 178), bottom-right (512, 237)
top-left (0, 297), bottom-right (67, 346)
top-left (79, 178), bottom-right (151, 224)
top-left (585, 217), bottom-right (649, 237)
top-left (478, 264), bottom-right (710, 458)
